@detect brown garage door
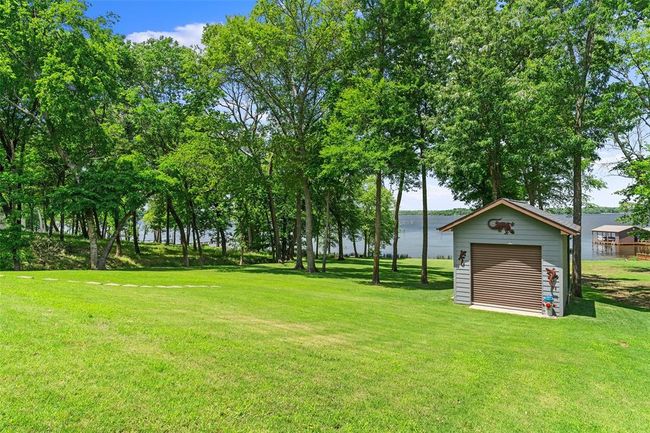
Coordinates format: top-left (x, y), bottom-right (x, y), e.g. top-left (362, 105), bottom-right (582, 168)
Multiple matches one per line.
top-left (471, 244), bottom-right (541, 311)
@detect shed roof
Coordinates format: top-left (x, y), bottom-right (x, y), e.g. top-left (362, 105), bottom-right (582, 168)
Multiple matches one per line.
top-left (437, 198), bottom-right (581, 235)
top-left (592, 225), bottom-right (649, 233)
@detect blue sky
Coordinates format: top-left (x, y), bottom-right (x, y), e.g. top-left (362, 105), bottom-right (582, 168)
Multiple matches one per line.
top-left (86, 0), bottom-right (629, 210)
top-left (88, 1), bottom-right (255, 36)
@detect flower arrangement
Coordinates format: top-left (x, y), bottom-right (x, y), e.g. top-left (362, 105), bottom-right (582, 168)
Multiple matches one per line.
top-left (543, 296), bottom-right (555, 316)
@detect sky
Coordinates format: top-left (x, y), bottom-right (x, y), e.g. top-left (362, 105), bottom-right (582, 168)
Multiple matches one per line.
top-left (87, 0), bottom-right (631, 210)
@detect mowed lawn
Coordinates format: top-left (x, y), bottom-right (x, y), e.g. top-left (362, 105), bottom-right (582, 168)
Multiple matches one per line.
top-left (1, 259), bottom-right (649, 432)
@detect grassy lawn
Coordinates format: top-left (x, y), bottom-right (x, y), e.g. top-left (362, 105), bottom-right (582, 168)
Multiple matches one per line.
top-left (1, 258), bottom-right (649, 432)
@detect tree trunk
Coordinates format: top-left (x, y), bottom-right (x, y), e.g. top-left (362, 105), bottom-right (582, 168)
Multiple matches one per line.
top-left (132, 212), bottom-right (141, 255)
top-left (188, 200), bottom-right (203, 263)
top-left (80, 214), bottom-right (88, 238)
top-left (97, 210), bottom-right (105, 239)
top-left (59, 209), bottom-right (65, 241)
top-left (114, 211), bottom-right (122, 257)
top-left (336, 214), bottom-right (344, 261)
top-left (194, 225), bottom-right (203, 262)
top-left (168, 197), bottom-right (189, 267)
top-left (420, 152), bottom-right (429, 285)
top-left (267, 159), bottom-right (281, 262)
top-left (281, 217), bottom-right (289, 261)
top-left (363, 232), bottom-right (368, 257)
top-left (488, 141), bottom-right (501, 202)
top-left (187, 223), bottom-right (193, 251)
top-left (288, 218), bottom-right (295, 260)
top-left (572, 152), bottom-right (582, 297)
top-left (302, 178), bottom-right (317, 273)
top-left (372, 171), bottom-right (382, 285)
top-left (11, 203), bottom-right (22, 270)
top-left (569, 19), bottom-right (595, 298)
top-left (97, 211), bottom-right (132, 270)
top-left (85, 208), bottom-right (99, 270)
top-left (220, 228), bottom-right (227, 256)
top-left (352, 235), bottom-right (359, 258)
top-left (392, 171), bottom-right (405, 272)
top-left (48, 213), bottom-right (54, 237)
top-left (322, 193), bottom-right (331, 272)
top-left (166, 202), bottom-right (170, 245)
top-left (294, 192), bottom-right (305, 270)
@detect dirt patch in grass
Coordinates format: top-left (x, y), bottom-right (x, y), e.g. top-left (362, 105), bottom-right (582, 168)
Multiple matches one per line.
top-left (220, 313), bottom-right (352, 347)
top-left (220, 313), bottom-right (316, 333)
top-left (286, 333), bottom-right (351, 348)
top-left (584, 274), bottom-right (650, 310)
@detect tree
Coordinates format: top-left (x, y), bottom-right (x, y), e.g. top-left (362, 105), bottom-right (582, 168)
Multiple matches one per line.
top-left (387, 0), bottom-right (440, 282)
top-left (325, 76), bottom-right (409, 283)
top-left (217, 82), bottom-right (283, 262)
top-left (0, 0), bottom-right (114, 268)
top-left (204, 0), bottom-right (352, 273)
top-left (128, 37), bottom-right (205, 266)
top-left (540, 0), bottom-right (633, 296)
top-left (358, 176), bottom-right (395, 256)
top-left (609, 6), bottom-right (650, 233)
top-left (0, 0), bottom-right (126, 269)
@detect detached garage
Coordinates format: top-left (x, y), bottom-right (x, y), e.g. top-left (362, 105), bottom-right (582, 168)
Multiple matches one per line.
top-left (438, 198), bottom-right (580, 317)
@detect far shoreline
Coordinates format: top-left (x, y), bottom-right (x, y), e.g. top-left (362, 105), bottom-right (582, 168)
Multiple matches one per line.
top-left (401, 206), bottom-right (623, 217)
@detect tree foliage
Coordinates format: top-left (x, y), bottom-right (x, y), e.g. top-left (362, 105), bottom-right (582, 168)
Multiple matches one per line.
top-left (1, 0), bottom-right (648, 289)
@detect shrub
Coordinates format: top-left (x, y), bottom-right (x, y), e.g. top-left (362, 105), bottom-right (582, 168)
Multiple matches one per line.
top-left (29, 236), bottom-right (66, 269)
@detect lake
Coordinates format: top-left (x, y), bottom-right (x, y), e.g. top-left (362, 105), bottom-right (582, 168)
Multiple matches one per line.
top-left (342, 213), bottom-right (647, 260)
top-left (151, 212), bottom-right (645, 260)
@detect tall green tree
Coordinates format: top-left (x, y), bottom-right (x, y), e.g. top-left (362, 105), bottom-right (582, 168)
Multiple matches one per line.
top-left (541, 0), bottom-right (634, 295)
top-left (204, 0), bottom-right (352, 273)
top-left (0, 0), bottom-right (128, 269)
top-left (609, 4), bottom-right (650, 233)
top-left (325, 76), bottom-right (409, 283)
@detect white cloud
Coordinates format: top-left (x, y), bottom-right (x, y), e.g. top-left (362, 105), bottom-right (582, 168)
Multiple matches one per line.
top-left (126, 23), bottom-right (206, 47)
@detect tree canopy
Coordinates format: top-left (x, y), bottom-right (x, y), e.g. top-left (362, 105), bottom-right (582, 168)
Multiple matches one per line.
top-left (1, 0), bottom-right (648, 289)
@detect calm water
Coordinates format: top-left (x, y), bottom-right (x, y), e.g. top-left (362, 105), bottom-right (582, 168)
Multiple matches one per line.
top-left (343, 213), bottom-right (647, 260)
top-left (149, 212), bottom-right (645, 260)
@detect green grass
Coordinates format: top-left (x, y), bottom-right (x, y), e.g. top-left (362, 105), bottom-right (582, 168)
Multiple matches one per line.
top-left (1, 258), bottom-right (649, 432)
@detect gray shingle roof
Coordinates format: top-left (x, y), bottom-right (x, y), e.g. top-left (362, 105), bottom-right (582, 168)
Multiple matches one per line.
top-left (503, 199), bottom-right (581, 233)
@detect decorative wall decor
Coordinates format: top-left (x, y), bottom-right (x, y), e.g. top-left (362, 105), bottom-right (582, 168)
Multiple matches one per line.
top-left (458, 250), bottom-right (467, 267)
top-left (546, 268), bottom-right (559, 293)
top-left (487, 218), bottom-right (515, 234)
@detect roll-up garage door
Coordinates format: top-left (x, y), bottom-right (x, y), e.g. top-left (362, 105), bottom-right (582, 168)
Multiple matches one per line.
top-left (471, 243), bottom-right (542, 311)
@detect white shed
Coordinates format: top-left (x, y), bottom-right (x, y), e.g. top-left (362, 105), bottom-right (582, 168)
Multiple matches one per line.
top-left (438, 199), bottom-right (580, 317)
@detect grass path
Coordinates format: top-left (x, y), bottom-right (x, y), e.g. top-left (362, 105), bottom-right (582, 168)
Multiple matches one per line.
top-left (1, 259), bottom-right (649, 432)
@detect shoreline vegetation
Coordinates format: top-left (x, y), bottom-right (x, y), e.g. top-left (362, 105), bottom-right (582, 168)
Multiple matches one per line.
top-left (401, 205), bottom-right (623, 217)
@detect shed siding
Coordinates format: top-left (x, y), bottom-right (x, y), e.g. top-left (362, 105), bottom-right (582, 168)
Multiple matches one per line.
top-left (452, 205), bottom-right (567, 316)
top-left (562, 234), bottom-right (569, 309)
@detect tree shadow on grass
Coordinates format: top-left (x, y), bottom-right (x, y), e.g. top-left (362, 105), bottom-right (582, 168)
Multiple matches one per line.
top-left (583, 274), bottom-right (650, 313)
top-left (568, 297), bottom-right (597, 318)
top-left (622, 266), bottom-right (650, 274)
top-left (237, 258), bottom-right (453, 291)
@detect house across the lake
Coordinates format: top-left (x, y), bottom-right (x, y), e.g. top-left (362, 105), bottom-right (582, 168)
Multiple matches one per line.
top-left (591, 225), bottom-right (650, 245)
top-left (438, 198), bottom-right (580, 317)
